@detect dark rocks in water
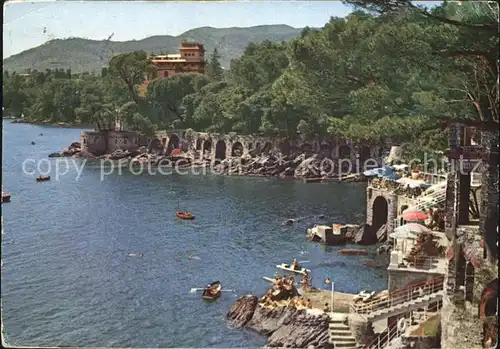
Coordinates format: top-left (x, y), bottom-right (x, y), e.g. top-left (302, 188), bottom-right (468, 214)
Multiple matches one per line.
top-left (49, 141), bottom-right (82, 158)
top-left (227, 296), bottom-right (330, 348)
top-left (376, 241), bottom-right (393, 255)
top-left (353, 224), bottom-right (378, 245)
top-left (227, 295), bottom-right (259, 328)
top-left (31, 141), bottom-right (36, 145)
top-left (48, 152), bottom-right (63, 158)
top-left (213, 152), bottom-right (358, 180)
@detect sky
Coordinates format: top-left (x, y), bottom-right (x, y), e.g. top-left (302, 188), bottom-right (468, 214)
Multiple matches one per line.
top-left (2, 0), bottom-right (441, 59)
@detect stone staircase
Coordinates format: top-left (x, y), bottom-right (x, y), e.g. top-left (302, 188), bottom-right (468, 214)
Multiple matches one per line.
top-left (350, 277), bottom-right (445, 322)
top-left (364, 291), bottom-right (443, 322)
top-left (328, 313), bottom-right (359, 349)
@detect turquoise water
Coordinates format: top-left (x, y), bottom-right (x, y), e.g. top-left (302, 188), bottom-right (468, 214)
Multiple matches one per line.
top-left (1, 121), bottom-right (387, 347)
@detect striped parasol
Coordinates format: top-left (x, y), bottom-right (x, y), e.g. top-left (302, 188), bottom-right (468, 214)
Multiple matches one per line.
top-left (401, 210), bottom-right (428, 222)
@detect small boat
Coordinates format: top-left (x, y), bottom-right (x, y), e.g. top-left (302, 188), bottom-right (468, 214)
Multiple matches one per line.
top-left (31, 141), bottom-right (36, 145)
top-left (176, 211), bottom-right (195, 220)
top-left (338, 249), bottom-right (368, 255)
top-left (36, 175), bottom-right (51, 182)
top-left (1, 193), bottom-right (11, 203)
top-left (276, 263), bottom-right (311, 275)
top-left (201, 281), bottom-right (222, 301)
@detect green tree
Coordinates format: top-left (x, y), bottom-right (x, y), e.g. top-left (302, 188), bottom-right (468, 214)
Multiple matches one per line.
top-left (206, 48), bottom-right (223, 80)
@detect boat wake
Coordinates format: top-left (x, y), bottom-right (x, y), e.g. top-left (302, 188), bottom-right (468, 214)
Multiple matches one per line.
top-left (188, 256), bottom-right (201, 260)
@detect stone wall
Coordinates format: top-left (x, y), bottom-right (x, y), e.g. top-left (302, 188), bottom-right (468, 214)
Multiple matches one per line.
top-left (402, 335), bottom-right (440, 349)
top-left (81, 129), bottom-right (391, 165)
top-left (388, 269), bottom-right (443, 293)
top-left (80, 131), bottom-right (140, 154)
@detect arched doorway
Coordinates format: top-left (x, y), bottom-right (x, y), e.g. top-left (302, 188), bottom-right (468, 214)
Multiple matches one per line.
top-left (202, 140), bottom-right (212, 156)
top-left (195, 139), bottom-right (202, 150)
top-left (372, 196), bottom-right (388, 232)
top-left (166, 134), bottom-right (180, 155)
top-left (262, 142), bottom-right (272, 154)
top-left (215, 140), bottom-right (226, 160)
top-left (248, 143), bottom-right (253, 150)
top-left (231, 141), bottom-right (243, 157)
top-left (279, 140), bottom-right (290, 155)
top-left (339, 145), bottom-right (351, 159)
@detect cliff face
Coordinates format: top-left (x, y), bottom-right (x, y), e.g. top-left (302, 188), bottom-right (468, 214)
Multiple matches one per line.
top-left (227, 295), bottom-right (330, 348)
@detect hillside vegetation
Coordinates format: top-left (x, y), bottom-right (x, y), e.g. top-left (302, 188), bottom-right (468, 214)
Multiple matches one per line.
top-left (3, 25), bottom-right (303, 73)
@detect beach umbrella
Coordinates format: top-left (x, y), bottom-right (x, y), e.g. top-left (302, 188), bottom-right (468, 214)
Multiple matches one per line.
top-left (402, 210), bottom-right (428, 222)
top-left (388, 230), bottom-right (419, 240)
top-left (394, 223), bottom-right (430, 235)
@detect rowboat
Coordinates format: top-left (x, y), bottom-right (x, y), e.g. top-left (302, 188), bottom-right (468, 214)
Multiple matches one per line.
top-left (36, 175), bottom-right (51, 182)
top-left (176, 211), bottom-right (195, 220)
top-left (1, 193), bottom-right (11, 203)
top-left (201, 281), bottom-right (222, 301)
top-left (276, 264), bottom-right (311, 275)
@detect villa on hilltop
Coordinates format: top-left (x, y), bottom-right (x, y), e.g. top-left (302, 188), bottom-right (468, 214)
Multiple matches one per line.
top-left (138, 41), bottom-right (206, 97)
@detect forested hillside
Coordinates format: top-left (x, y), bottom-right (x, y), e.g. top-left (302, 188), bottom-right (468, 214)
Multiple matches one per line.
top-left (3, 25), bottom-right (302, 72)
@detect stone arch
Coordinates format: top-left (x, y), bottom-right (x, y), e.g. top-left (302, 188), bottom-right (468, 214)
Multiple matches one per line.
top-left (300, 142), bottom-right (313, 153)
top-left (195, 139), bottom-right (202, 150)
top-left (166, 134), bottom-right (180, 155)
top-left (262, 142), bottom-right (272, 154)
top-left (203, 139), bottom-right (212, 152)
top-left (359, 146), bottom-right (371, 164)
top-left (372, 196), bottom-right (388, 232)
top-left (150, 138), bottom-right (163, 153)
top-left (319, 141), bottom-right (330, 156)
top-left (339, 145), bottom-right (351, 159)
top-left (465, 262), bottom-right (475, 302)
top-left (215, 140), bottom-right (226, 160)
top-left (279, 140), bottom-right (291, 155)
top-left (231, 141), bottom-right (244, 157)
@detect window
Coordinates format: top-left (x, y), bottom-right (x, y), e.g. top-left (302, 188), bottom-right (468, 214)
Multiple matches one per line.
top-left (124, 139), bottom-right (128, 145)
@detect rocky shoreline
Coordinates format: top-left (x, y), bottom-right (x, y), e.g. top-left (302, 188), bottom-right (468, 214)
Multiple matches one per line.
top-left (48, 141), bottom-right (368, 182)
top-left (227, 295), bottom-right (331, 348)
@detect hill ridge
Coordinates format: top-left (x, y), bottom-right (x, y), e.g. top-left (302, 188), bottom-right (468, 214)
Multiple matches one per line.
top-left (3, 24), bottom-right (303, 73)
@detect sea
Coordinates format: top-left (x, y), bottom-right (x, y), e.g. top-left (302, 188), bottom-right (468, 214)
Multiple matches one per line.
top-left (1, 120), bottom-right (388, 348)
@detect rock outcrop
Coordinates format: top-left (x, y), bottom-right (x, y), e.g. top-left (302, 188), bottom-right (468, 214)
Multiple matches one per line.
top-left (49, 142), bottom-right (82, 157)
top-left (227, 295), bottom-right (330, 348)
top-left (214, 153), bottom-right (367, 180)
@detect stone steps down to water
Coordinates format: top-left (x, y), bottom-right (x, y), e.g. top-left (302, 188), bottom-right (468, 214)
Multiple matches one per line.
top-left (226, 295), bottom-right (330, 348)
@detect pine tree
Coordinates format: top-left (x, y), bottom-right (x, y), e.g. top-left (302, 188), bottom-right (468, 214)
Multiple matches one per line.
top-left (207, 48), bottom-right (223, 80)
